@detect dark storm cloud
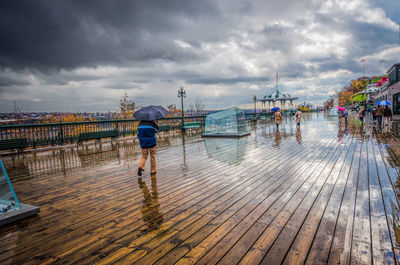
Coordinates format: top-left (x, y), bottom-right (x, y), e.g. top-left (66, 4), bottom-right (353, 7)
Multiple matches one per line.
top-left (37, 71), bottom-right (104, 86)
top-left (347, 22), bottom-right (397, 55)
top-left (0, 0), bottom-right (399, 112)
top-left (0, 0), bottom-right (218, 71)
top-left (189, 76), bottom-right (270, 85)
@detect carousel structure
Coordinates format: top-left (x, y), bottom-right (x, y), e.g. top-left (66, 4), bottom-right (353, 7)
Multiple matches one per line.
top-left (254, 72), bottom-right (298, 111)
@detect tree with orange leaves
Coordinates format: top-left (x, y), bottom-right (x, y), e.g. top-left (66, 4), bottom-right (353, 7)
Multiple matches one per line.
top-left (338, 91), bottom-right (353, 106)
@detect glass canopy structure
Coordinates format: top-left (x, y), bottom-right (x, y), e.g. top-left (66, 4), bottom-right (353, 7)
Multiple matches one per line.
top-left (202, 107), bottom-right (250, 137)
top-left (0, 159), bottom-right (20, 214)
top-left (0, 159), bottom-right (39, 226)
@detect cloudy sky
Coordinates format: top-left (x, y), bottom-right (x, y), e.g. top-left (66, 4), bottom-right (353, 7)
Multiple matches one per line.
top-left (0, 0), bottom-right (399, 112)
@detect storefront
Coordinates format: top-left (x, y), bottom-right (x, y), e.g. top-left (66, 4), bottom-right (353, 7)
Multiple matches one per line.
top-left (393, 93), bottom-right (400, 115)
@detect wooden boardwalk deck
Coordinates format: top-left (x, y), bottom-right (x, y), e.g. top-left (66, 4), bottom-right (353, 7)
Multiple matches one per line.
top-left (1, 113), bottom-right (400, 264)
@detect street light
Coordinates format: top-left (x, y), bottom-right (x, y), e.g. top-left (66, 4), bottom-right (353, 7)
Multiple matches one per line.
top-left (177, 87), bottom-right (186, 131)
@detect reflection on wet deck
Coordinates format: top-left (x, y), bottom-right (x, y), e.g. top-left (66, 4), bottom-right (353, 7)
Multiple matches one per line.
top-left (1, 113), bottom-right (400, 265)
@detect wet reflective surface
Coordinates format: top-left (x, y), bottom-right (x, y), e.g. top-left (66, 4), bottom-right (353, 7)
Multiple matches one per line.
top-left (204, 137), bottom-right (248, 165)
top-left (138, 174), bottom-right (163, 232)
top-left (0, 112), bottom-right (399, 264)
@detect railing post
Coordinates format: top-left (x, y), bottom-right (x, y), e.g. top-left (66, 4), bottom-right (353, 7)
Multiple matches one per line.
top-left (177, 87), bottom-right (186, 131)
top-left (253, 95), bottom-right (257, 120)
top-left (181, 96), bottom-right (185, 131)
top-left (59, 120), bottom-right (64, 145)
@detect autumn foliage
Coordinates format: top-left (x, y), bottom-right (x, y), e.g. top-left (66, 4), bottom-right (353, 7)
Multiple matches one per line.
top-left (338, 91), bottom-right (353, 106)
top-left (41, 114), bottom-right (95, 123)
top-left (327, 79), bottom-right (369, 107)
top-left (324, 98), bottom-right (334, 109)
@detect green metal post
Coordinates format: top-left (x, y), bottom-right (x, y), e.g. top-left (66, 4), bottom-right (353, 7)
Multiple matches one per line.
top-left (181, 94), bottom-right (185, 130)
top-left (253, 95), bottom-right (257, 119)
top-left (59, 120), bottom-right (64, 145)
top-left (178, 87), bottom-right (186, 131)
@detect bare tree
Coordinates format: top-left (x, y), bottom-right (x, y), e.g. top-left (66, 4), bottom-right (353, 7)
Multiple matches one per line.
top-left (188, 103), bottom-right (194, 112)
top-left (119, 93), bottom-right (136, 119)
top-left (194, 97), bottom-right (205, 114)
top-left (14, 101), bottom-right (24, 123)
top-left (167, 104), bottom-right (177, 112)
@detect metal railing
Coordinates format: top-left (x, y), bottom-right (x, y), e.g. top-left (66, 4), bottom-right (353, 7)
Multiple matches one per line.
top-left (0, 112), bottom-right (273, 149)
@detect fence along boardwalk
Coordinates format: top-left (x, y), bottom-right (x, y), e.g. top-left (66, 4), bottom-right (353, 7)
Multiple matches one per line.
top-left (0, 113), bottom-right (400, 264)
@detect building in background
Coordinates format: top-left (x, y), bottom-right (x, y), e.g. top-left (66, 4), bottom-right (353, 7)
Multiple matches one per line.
top-left (386, 64), bottom-right (400, 115)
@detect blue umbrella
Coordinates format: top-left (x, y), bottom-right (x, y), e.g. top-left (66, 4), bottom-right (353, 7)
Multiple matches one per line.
top-left (133, 105), bottom-right (168, 121)
top-left (271, 107), bottom-right (280, 112)
top-left (376, 100), bottom-right (392, 106)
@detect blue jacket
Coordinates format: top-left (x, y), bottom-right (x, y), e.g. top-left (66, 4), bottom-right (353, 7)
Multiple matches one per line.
top-left (137, 121), bottom-right (158, 148)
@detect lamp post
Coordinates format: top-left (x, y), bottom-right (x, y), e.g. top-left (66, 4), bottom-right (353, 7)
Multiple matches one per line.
top-left (253, 95), bottom-right (257, 119)
top-left (177, 87), bottom-right (186, 131)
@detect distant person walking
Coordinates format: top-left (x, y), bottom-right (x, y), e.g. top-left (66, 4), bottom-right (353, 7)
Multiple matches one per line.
top-left (372, 107), bottom-right (377, 121)
top-left (383, 106), bottom-right (393, 131)
top-left (358, 106), bottom-right (366, 128)
top-left (137, 120), bottom-right (159, 176)
top-left (295, 109), bottom-right (302, 127)
top-left (375, 106), bottom-right (383, 130)
top-left (274, 110), bottom-right (282, 130)
top-left (338, 109), bottom-right (345, 128)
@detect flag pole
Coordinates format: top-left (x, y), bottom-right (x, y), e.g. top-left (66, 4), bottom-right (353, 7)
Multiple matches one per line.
top-left (361, 59), bottom-right (365, 77)
top-left (363, 61), bottom-right (365, 77)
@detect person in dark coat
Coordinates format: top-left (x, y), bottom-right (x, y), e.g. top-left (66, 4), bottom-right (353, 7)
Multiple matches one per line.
top-left (372, 107), bottom-right (377, 121)
top-left (137, 120), bottom-right (159, 176)
top-left (375, 106), bottom-right (383, 129)
top-left (383, 106), bottom-right (393, 130)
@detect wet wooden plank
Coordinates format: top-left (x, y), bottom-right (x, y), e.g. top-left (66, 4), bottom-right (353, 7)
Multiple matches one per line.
top-left (374, 139), bottom-right (400, 264)
top-left (257, 136), bottom-right (351, 265)
top-left (351, 141), bottom-right (372, 265)
top-left (162, 137), bottom-right (338, 265)
top-left (196, 137), bottom-right (342, 265)
top-left (327, 142), bottom-right (361, 265)
top-left (238, 135), bottom-right (350, 265)
top-left (75, 139), bottom-right (311, 264)
top-left (111, 132), bottom-right (332, 263)
top-left (366, 140), bottom-right (395, 265)
top-left (121, 145), bottom-right (319, 264)
top-left (295, 141), bottom-right (356, 265)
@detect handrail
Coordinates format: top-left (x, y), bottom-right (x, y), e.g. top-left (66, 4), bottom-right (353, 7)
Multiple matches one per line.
top-left (0, 115), bottom-right (208, 129)
top-left (0, 113), bottom-right (273, 128)
top-left (0, 112), bottom-right (273, 149)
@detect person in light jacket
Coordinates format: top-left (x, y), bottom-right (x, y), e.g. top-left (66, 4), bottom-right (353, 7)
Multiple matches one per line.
top-left (295, 108), bottom-right (302, 127)
top-left (137, 120), bottom-right (158, 176)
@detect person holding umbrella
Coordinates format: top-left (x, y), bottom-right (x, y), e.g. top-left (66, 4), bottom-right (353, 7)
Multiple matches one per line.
top-left (375, 100), bottom-right (392, 130)
top-left (383, 106), bottom-right (393, 130)
top-left (272, 107), bottom-right (282, 130)
top-left (336, 106), bottom-right (345, 128)
top-left (134, 106), bottom-right (167, 176)
top-left (375, 105), bottom-right (383, 130)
